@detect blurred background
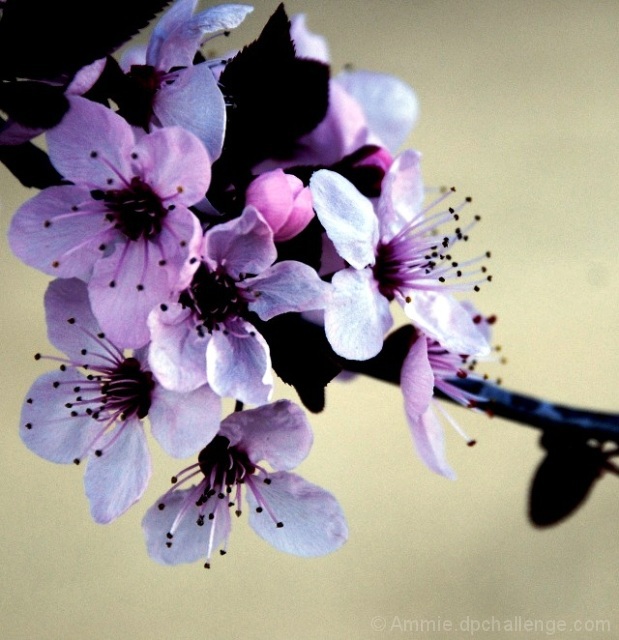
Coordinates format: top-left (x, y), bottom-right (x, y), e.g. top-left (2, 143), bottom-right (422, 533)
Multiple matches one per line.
top-left (1, 1), bottom-right (618, 638)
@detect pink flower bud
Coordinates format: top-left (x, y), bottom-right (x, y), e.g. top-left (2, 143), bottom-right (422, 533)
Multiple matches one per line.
top-left (245, 169), bottom-right (314, 242)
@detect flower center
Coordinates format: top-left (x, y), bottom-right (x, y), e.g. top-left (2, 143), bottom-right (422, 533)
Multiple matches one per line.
top-left (95, 176), bottom-right (168, 241)
top-left (197, 435), bottom-right (256, 490)
top-left (180, 263), bottom-right (248, 332)
top-left (98, 356), bottom-right (155, 420)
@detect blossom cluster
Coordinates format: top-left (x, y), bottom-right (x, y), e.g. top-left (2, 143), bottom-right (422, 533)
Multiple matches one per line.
top-left (7, 1), bottom-right (495, 568)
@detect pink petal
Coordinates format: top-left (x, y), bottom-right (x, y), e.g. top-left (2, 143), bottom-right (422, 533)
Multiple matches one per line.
top-left (401, 335), bottom-right (434, 418)
top-left (241, 261), bottom-right (330, 320)
top-left (133, 125), bottom-right (211, 207)
top-left (219, 401), bottom-right (313, 470)
top-left (247, 471), bottom-right (348, 557)
top-left (84, 418), bottom-right (151, 523)
top-left (8, 185), bottom-right (115, 279)
top-left (206, 319), bottom-right (273, 405)
top-left (89, 208), bottom-right (200, 349)
top-left (407, 407), bottom-right (456, 480)
top-left (203, 206), bottom-right (276, 279)
top-left (401, 338), bottom-right (455, 478)
top-left (47, 96), bottom-right (134, 188)
top-left (150, 383), bottom-right (221, 458)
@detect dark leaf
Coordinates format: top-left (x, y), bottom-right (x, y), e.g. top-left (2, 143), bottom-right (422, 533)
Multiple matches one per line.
top-left (0, 0), bottom-right (171, 81)
top-left (0, 138), bottom-right (62, 189)
top-left (215, 4), bottom-right (329, 184)
top-left (0, 82), bottom-right (69, 128)
top-left (529, 432), bottom-right (605, 527)
top-left (252, 313), bottom-right (342, 413)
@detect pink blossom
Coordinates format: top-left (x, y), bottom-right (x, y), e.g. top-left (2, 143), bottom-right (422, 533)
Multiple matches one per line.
top-left (245, 169), bottom-right (314, 241)
top-left (142, 401), bottom-right (348, 567)
top-left (20, 279), bottom-right (221, 524)
top-left (402, 315), bottom-right (495, 478)
top-left (121, 0), bottom-right (253, 159)
top-left (310, 149), bottom-right (491, 360)
top-left (9, 96), bottom-right (210, 348)
top-left (148, 206), bottom-right (330, 404)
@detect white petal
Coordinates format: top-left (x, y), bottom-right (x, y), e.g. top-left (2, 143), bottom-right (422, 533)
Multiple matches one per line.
top-left (310, 169), bottom-right (378, 269)
top-left (148, 304), bottom-right (209, 392)
top-left (404, 291), bottom-right (491, 357)
top-left (377, 149), bottom-right (425, 241)
top-left (142, 486), bottom-right (231, 565)
top-left (324, 268), bottom-right (392, 360)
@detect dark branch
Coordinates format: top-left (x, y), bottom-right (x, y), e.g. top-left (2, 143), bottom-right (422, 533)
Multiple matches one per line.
top-left (339, 324), bottom-right (619, 444)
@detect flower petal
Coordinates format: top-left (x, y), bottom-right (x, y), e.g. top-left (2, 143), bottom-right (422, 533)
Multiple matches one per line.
top-left (153, 63), bottom-right (226, 161)
top-left (133, 125), bottom-right (211, 207)
top-left (401, 335), bottom-right (434, 418)
top-left (242, 261), bottom-right (330, 320)
top-left (203, 206), bottom-right (276, 279)
top-left (407, 407), bottom-right (456, 480)
top-left (336, 69), bottom-right (418, 152)
top-left (89, 208), bottom-right (200, 349)
top-left (377, 149), bottom-right (424, 241)
top-left (150, 383), bottom-right (221, 458)
top-left (8, 185), bottom-right (115, 278)
top-left (206, 319), bottom-right (273, 405)
top-left (324, 268), bottom-right (392, 360)
top-left (310, 169), bottom-right (378, 269)
top-left (148, 303), bottom-right (209, 392)
top-left (84, 419), bottom-right (151, 523)
top-left (220, 401), bottom-right (313, 470)
top-left (20, 369), bottom-right (101, 464)
top-left (247, 471), bottom-right (348, 557)
top-left (47, 96), bottom-right (134, 188)
top-left (151, 2), bottom-right (253, 70)
top-left (44, 278), bottom-right (106, 360)
top-left (404, 291), bottom-right (491, 357)
top-left (142, 485), bottom-right (231, 565)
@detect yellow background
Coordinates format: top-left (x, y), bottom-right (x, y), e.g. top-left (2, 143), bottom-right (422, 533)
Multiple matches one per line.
top-left (1, 1), bottom-right (618, 638)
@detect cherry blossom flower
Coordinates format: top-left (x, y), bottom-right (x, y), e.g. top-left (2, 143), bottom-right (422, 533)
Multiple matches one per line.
top-left (402, 314), bottom-right (496, 478)
top-left (20, 279), bottom-right (221, 524)
top-left (119, 0), bottom-right (254, 160)
top-left (9, 95), bottom-right (210, 348)
top-left (142, 401), bottom-right (348, 567)
top-left (148, 206), bottom-right (330, 404)
top-left (310, 149), bottom-right (491, 361)
top-left (269, 13), bottom-right (417, 168)
top-left (244, 168), bottom-right (314, 241)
